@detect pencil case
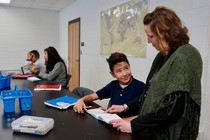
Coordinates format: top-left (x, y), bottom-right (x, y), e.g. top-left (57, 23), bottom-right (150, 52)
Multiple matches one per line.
top-left (11, 115), bottom-right (54, 135)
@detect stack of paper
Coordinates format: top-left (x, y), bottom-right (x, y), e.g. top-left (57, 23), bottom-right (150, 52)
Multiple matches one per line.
top-left (86, 108), bottom-right (121, 124)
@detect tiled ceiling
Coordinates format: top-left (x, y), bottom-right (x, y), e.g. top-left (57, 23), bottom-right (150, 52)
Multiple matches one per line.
top-left (0, 0), bottom-right (76, 11)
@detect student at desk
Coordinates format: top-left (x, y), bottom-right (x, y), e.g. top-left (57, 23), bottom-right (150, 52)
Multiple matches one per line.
top-left (29, 46), bottom-right (68, 87)
top-left (25, 50), bottom-right (45, 73)
top-left (73, 52), bottom-right (145, 117)
top-left (106, 6), bottom-right (202, 140)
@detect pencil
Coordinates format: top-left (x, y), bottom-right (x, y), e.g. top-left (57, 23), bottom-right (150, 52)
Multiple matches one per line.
top-left (83, 106), bottom-right (92, 109)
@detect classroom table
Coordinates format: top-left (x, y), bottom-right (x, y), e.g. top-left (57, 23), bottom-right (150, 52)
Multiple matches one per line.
top-left (0, 78), bottom-right (153, 140)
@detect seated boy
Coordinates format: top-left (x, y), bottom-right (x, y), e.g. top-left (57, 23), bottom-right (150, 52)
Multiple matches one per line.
top-left (25, 50), bottom-right (45, 73)
top-left (73, 52), bottom-right (145, 117)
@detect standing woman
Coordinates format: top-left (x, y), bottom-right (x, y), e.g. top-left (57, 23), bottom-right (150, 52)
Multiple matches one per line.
top-left (106, 6), bottom-right (203, 140)
top-left (29, 46), bottom-right (67, 86)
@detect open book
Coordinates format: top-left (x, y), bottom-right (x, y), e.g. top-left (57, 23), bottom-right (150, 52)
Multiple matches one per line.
top-left (86, 108), bottom-right (121, 124)
top-left (44, 95), bottom-right (79, 109)
top-left (34, 84), bottom-right (61, 91)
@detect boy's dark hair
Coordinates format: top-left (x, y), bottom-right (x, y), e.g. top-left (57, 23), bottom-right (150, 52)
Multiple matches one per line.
top-left (29, 50), bottom-right (40, 59)
top-left (106, 52), bottom-right (130, 72)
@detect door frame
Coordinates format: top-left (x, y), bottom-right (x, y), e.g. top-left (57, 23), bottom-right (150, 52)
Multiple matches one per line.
top-left (68, 18), bottom-right (80, 91)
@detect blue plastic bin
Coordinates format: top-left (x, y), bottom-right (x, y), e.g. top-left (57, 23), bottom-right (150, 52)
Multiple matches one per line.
top-left (2, 98), bottom-right (16, 113)
top-left (1, 90), bottom-right (17, 113)
top-left (0, 75), bottom-right (11, 90)
top-left (0, 86), bottom-right (33, 113)
top-left (4, 76), bottom-right (11, 88)
top-left (18, 90), bottom-right (33, 111)
top-left (0, 78), bottom-right (5, 89)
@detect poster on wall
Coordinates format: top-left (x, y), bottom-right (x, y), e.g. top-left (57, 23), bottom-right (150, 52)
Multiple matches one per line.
top-left (100, 0), bottom-right (149, 58)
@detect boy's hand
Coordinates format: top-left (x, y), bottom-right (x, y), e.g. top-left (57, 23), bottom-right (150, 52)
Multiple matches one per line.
top-left (27, 52), bottom-right (33, 61)
top-left (105, 105), bottom-right (124, 114)
top-left (73, 99), bottom-right (86, 113)
top-left (28, 64), bottom-right (37, 73)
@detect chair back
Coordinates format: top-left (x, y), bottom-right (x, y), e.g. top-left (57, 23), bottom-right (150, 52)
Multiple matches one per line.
top-left (64, 74), bottom-right (72, 88)
top-left (72, 87), bottom-right (93, 97)
top-left (72, 87), bottom-right (112, 109)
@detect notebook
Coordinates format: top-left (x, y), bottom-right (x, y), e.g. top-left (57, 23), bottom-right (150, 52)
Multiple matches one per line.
top-left (34, 84), bottom-right (61, 91)
top-left (44, 95), bottom-right (79, 109)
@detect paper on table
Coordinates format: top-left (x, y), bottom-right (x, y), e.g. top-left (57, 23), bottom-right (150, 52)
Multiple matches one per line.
top-left (86, 108), bottom-right (121, 124)
top-left (27, 76), bottom-right (41, 82)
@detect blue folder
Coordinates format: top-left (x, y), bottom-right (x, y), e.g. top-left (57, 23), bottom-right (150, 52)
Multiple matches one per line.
top-left (44, 95), bottom-right (79, 109)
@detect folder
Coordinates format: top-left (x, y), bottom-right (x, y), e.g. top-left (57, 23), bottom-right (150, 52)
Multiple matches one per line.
top-left (44, 95), bottom-right (79, 109)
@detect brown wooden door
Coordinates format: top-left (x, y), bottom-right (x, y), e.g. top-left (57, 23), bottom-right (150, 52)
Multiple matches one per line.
top-left (68, 18), bottom-right (80, 91)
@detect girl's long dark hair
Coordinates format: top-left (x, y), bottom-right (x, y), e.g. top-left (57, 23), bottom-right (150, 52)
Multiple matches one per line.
top-left (45, 46), bottom-right (67, 77)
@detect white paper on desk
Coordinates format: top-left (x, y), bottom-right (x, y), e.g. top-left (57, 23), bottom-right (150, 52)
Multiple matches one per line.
top-left (86, 108), bottom-right (121, 124)
top-left (27, 76), bottom-right (41, 82)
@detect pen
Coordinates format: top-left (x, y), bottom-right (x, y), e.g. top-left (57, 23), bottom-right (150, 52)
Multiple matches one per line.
top-left (83, 106), bottom-right (92, 109)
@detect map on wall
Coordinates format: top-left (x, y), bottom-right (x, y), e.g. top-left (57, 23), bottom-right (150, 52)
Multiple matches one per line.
top-left (100, 0), bottom-right (149, 57)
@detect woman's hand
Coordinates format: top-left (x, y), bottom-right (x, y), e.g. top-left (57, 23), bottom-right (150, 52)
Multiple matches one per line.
top-left (109, 119), bottom-right (132, 133)
top-left (105, 105), bottom-right (124, 114)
